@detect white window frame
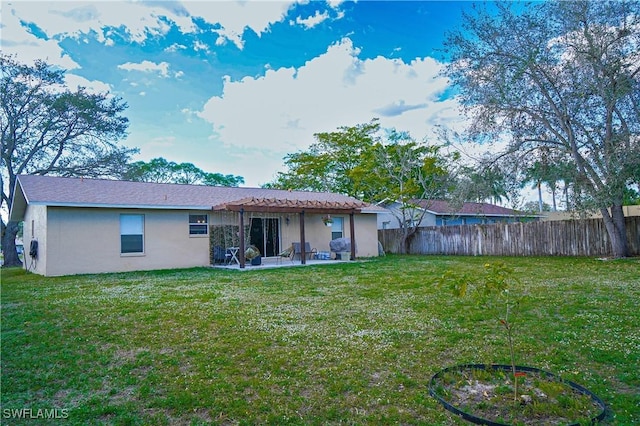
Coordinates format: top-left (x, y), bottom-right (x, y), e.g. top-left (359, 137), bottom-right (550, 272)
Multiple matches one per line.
top-left (120, 214), bottom-right (144, 255)
top-left (189, 214), bottom-right (209, 236)
top-left (331, 217), bottom-right (344, 240)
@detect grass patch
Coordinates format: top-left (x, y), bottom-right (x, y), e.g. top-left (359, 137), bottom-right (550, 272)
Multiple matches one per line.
top-left (1, 256), bottom-right (639, 424)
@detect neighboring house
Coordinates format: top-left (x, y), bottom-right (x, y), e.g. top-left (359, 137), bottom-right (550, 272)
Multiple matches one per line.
top-left (10, 175), bottom-right (384, 276)
top-left (378, 200), bottom-right (539, 230)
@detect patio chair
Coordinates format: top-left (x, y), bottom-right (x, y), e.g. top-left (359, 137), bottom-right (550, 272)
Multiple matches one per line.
top-left (277, 245), bottom-right (294, 264)
top-left (212, 245), bottom-right (231, 265)
top-left (292, 242), bottom-right (317, 261)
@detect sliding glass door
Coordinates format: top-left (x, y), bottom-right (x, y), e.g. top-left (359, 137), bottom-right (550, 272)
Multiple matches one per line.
top-left (249, 218), bottom-right (280, 257)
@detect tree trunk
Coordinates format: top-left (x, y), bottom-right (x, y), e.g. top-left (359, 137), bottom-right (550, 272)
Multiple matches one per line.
top-left (537, 181), bottom-right (543, 212)
top-left (400, 226), bottom-right (417, 254)
top-left (399, 230), bottom-right (409, 254)
top-left (549, 183), bottom-right (557, 211)
top-left (600, 206), bottom-right (630, 258)
top-left (1, 221), bottom-right (23, 268)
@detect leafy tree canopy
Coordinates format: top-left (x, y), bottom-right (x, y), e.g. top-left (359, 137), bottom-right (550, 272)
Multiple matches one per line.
top-left (443, 0), bottom-right (640, 257)
top-left (523, 201), bottom-right (552, 213)
top-left (1, 54), bottom-right (135, 266)
top-left (350, 129), bottom-right (457, 204)
top-left (623, 187), bottom-right (640, 205)
top-left (266, 119), bottom-right (381, 197)
top-left (123, 157), bottom-right (244, 186)
top-left (268, 119), bottom-right (460, 253)
top-left (267, 119), bottom-right (458, 203)
top-left (455, 162), bottom-right (510, 206)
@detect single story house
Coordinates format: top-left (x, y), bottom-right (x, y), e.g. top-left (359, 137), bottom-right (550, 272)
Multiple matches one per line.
top-left (10, 175), bottom-right (384, 276)
top-left (378, 199), bottom-right (539, 230)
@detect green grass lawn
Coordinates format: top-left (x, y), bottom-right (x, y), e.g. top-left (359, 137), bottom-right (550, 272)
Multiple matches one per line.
top-left (1, 256), bottom-right (639, 425)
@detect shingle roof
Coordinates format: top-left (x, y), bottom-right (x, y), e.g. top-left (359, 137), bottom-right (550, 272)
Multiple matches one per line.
top-left (414, 199), bottom-right (521, 216)
top-left (10, 175), bottom-right (384, 220)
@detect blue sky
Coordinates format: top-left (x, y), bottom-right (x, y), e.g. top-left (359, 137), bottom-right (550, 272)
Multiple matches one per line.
top-left (2, 1), bottom-right (475, 187)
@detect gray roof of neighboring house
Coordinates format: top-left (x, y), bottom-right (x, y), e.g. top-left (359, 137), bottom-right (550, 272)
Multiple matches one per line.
top-left (10, 175), bottom-right (384, 221)
top-left (413, 199), bottom-right (525, 217)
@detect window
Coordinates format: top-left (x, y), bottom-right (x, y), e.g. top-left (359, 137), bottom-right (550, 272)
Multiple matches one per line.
top-left (121, 214), bottom-right (144, 254)
top-left (331, 217), bottom-right (344, 240)
top-left (189, 214), bottom-right (208, 235)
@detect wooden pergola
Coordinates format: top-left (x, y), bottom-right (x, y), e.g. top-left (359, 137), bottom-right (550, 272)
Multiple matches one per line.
top-left (213, 197), bottom-right (368, 269)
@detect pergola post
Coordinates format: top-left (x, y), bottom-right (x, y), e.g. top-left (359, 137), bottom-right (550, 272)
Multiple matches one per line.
top-left (239, 208), bottom-right (246, 269)
top-left (349, 211), bottom-right (356, 261)
top-left (299, 210), bottom-right (306, 264)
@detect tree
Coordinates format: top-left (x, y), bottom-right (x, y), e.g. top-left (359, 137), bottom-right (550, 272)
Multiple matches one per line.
top-left (123, 157), bottom-right (244, 186)
top-left (444, 0), bottom-right (640, 257)
top-left (269, 121), bottom-right (459, 253)
top-left (623, 187), bottom-right (640, 205)
top-left (455, 162), bottom-right (509, 206)
top-left (266, 119), bottom-right (381, 197)
top-left (523, 150), bottom-right (578, 212)
top-left (1, 55), bottom-right (135, 267)
top-left (523, 200), bottom-right (552, 214)
top-left (351, 130), bottom-right (458, 253)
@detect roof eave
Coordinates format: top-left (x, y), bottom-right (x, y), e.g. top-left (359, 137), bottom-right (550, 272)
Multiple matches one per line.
top-left (8, 179), bottom-right (28, 222)
top-left (21, 201), bottom-right (214, 211)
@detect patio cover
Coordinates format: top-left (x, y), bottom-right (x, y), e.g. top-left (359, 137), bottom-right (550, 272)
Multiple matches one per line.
top-left (212, 197), bottom-right (367, 268)
top-left (213, 197), bottom-right (369, 214)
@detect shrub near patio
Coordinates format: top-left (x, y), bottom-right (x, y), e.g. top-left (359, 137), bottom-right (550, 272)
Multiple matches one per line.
top-left (1, 256), bottom-right (639, 425)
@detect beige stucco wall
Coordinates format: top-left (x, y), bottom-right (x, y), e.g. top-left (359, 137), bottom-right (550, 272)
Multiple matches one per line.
top-left (22, 204), bottom-right (48, 275)
top-left (211, 211), bottom-right (380, 258)
top-left (26, 207), bottom-right (381, 276)
top-left (277, 213), bottom-right (380, 257)
top-left (352, 213), bottom-right (380, 257)
top-left (42, 207), bottom-right (211, 276)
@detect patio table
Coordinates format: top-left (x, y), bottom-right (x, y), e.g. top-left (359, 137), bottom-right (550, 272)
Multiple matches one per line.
top-left (227, 247), bottom-right (240, 265)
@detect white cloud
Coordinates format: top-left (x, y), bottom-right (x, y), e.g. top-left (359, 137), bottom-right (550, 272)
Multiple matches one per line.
top-left (64, 73), bottom-right (112, 94)
top-left (193, 40), bottom-right (209, 52)
top-left (181, 1), bottom-right (299, 49)
top-left (165, 43), bottom-right (188, 53)
top-left (1, 3), bottom-right (80, 69)
top-left (198, 38), bottom-right (465, 155)
top-left (294, 10), bottom-right (330, 29)
top-left (327, 0), bottom-right (347, 8)
top-left (2, 1), bottom-right (301, 55)
top-left (118, 61), bottom-right (170, 78)
top-left (4, 2), bottom-right (172, 44)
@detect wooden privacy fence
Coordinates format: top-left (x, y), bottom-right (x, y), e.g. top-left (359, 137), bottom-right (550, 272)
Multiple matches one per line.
top-left (378, 216), bottom-right (640, 257)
